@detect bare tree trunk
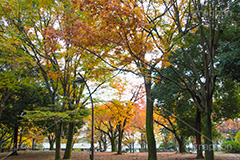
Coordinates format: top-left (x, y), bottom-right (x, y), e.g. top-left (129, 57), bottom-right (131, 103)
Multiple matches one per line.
top-left (110, 137), bottom-right (117, 152)
top-left (196, 108), bottom-right (204, 159)
top-left (98, 141), bottom-right (102, 151)
top-left (178, 138), bottom-right (186, 153)
top-left (63, 122), bottom-right (75, 159)
top-left (145, 80), bottom-right (157, 160)
top-left (164, 137), bottom-right (168, 151)
top-left (11, 124), bottom-right (18, 156)
top-left (55, 122), bottom-right (62, 160)
top-left (173, 133), bottom-right (177, 152)
top-left (48, 135), bottom-right (55, 150)
top-left (132, 135), bottom-right (134, 153)
top-left (102, 134), bottom-right (107, 151)
top-left (32, 138), bottom-right (35, 150)
top-left (18, 132), bottom-right (22, 150)
top-left (204, 108), bottom-right (214, 160)
top-left (117, 125), bottom-right (123, 155)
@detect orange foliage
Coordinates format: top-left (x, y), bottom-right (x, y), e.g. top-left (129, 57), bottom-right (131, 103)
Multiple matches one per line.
top-left (65, 0), bottom-right (170, 71)
top-left (217, 118), bottom-right (240, 137)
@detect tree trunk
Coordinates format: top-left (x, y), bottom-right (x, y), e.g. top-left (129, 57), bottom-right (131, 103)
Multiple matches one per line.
top-left (0, 141), bottom-right (2, 153)
top-left (48, 135), bottom-right (55, 150)
top-left (98, 141), bottom-right (102, 151)
top-left (50, 142), bottom-right (54, 150)
top-left (11, 124), bottom-right (18, 156)
top-left (32, 138), bottom-right (35, 150)
top-left (110, 138), bottom-right (117, 152)
top-left (103, 142), bottom-right (107, 152)
top-left (174, 135), bottom-right (186, 153)
top-left (164, 136), bottom-right (168, 151)
top-left (196, 108), bottom-right (204, 159)
top-left (164, 137), bottom-right (168, 151)
top-left (0, 144), bottom-right (3, 153)
top-left (63, 122), bottom-right (75, 159)
top-left (55, 122), bottom-right (62, 160)
top-left (204, 110), bottom-right (214, 160)
top-left (129, 143), bottom-right (132, 153)
top-left (102, 134), bottom-right (107, 151)
top-left (178, 138), bottom-right (186, 153)
top-left (215, 140), bottom-right (218, 151)
top-left (117, 126), bottom-right (123, 154)
top-left (18, 132), bottom-right (22, 150)
top-left (140, 133), bottom-right (144, 150)
top-left (132, 135), bottom-right (134, 153)
top-left (145, 81), bottom-right (157, 160)
top-left (173, 134), bottom-right (177, 152)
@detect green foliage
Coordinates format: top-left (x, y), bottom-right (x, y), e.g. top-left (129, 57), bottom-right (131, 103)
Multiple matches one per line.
top-left (1, 84), bottom-right (45, 127)
top-left (235, 131), bottom-right (240, 143)
top-left (218, 1), bottom-right (240, 82)
top-left (213, 80), bottom-right (240, 121)
top-left (159, 142), bottom-right (175, 150)
top-left (73, 148), bottom-right (83, 152)
top-left (221, 141), bottom-right (240, 153)
top-left (153, 67), bottom-right (196, 139)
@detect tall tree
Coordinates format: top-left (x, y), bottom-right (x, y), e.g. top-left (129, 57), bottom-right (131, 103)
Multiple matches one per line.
top-left (94, 99), bottom-right (136, 153)
top-left (218, 1), bottom-right (240, 82)
top-left (149, 1), bottom-right (240, 159)
top-left (153, 77), bottom-right (195, 153)
top-left (0, 1), bottom-right (109, 159)
top-left (68, 1), bottom-right (179, 159)
top-left (153, 67), bottom-right (204, 157)
top-left (0, 1), bottom-right (62, 158)
top-left (0, 12), bottom-right (32, 117)
top-left (1, 84), bottom-right (46, 155)
top-left (213, 80), bottom-right (240, 121)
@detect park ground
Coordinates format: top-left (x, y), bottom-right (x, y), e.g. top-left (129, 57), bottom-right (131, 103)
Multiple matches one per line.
top-left (0, 151), bottom-right (240, 160)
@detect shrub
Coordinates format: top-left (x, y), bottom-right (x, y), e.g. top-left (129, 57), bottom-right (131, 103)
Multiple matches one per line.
top-left (73, 149), bottom-right (82, 152)
top-left (235, 131), bottom-right (240, 143)
top-left (221, 141), bottom-right (240, 153)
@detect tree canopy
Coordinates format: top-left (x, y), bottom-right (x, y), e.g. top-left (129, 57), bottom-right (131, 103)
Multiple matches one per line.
top-left (0, 0), bottom-right (239, 160)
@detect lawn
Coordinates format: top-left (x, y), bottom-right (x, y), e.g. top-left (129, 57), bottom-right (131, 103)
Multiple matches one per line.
top-left (0, 151), bottom-right (239, 160)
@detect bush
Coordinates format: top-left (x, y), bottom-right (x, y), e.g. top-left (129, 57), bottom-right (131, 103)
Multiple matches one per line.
top-left (235, 131), bottom-right (240, 143)
top-left (158, 142), bottom-right (175, 151)
top-left (73, 149), bottom-right (83, 152)
top-left (221, 141), bottom-right (240, 153)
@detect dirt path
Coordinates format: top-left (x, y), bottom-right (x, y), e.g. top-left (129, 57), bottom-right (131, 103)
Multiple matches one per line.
top-left (0, 151), bottom-right (239, 160)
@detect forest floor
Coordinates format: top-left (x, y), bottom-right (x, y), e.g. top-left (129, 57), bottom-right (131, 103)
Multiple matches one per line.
top-left (0, 151), bottom-right (240, 160)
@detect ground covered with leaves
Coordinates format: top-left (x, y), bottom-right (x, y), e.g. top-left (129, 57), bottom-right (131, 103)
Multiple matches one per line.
top-left (0, 151), bottom-right (239, 160)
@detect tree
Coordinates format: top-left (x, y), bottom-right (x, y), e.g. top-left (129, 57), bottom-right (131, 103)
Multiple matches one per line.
top-left (110, 78), bottom-right (143, 154)
top-left (94, 103), bottom-right (118, 152)
top-left (0, 1), bottom-right (110, 159)
top-left (218, 1), bottom-right (240, 82)
top-left (68, 1), bottom-right (174, 159)
top-left (0, 124), bottom-right (13, 152)
top-left (0, 1), bottom-right (63, 158)
top-left (1, 84), bottom-right (46, 155)
top-left (217, 119), bottom-right (240, 139)
top-left (0, 12), bottom-right (32, 117)
top-left (94, 99), bottom-right (136, 152)
top-left (157, 128), bottom-right (174, 151)
top-left (0, 24), bottom-right (36, 152)
top-left (147, 1), bottom-right (240, 159)
top-left (154, 104), bottom-right (195, 153)
top-left (153, 68), bottom-right (203, 156)
top-left (213, 79), bottom-right (240, 121)
top-left (131, 104), bottom-right (147, 151)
